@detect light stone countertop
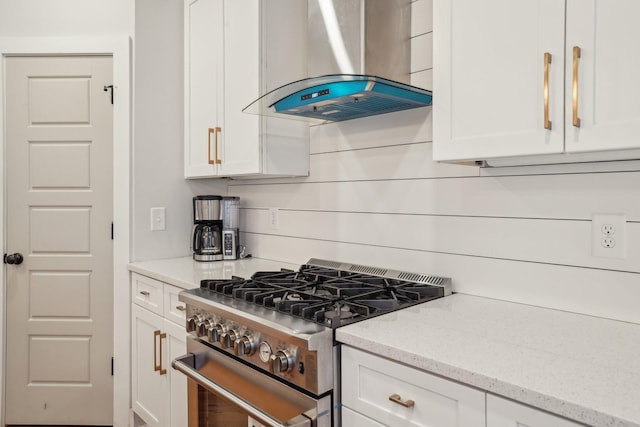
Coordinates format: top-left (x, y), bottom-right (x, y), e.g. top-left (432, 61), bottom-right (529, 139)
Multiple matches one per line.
top-left (336, 293), bottom-right (640, 427)
top-left (128, 256), bottom-right (299, 290)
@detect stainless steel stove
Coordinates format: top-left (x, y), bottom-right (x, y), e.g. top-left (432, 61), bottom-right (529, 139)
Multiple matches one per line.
top-left (172, 259), bottom-right (451, 427)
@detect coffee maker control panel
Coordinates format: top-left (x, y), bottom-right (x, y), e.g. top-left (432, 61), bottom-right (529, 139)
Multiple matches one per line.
top-left (222, 229), bottom-right (238, 260)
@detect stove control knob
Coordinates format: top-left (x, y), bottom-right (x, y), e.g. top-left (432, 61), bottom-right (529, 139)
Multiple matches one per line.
top-left (197, 319), bottom-right (214, 337)
top-left (234, 336), bottom-right (257, 356)
top-left (186, 314), bottom-right (202, 333)
top-left (208, 324), bottom-right (225, 343)
top-left (220, 329), bottom-right (239, 349)
top-left (269, 350), bottom-right (294, 374)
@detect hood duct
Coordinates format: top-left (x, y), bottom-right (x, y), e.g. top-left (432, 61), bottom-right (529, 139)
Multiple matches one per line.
top-left (244, 0), bottom-right (432, 123)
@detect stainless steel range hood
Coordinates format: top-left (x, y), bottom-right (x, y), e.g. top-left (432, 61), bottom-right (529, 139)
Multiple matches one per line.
top-left (243, 0), bottom-right (432, 124)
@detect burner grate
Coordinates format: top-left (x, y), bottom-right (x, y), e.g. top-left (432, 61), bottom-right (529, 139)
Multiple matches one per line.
top-left (199, 259), bottom-right (451, 328)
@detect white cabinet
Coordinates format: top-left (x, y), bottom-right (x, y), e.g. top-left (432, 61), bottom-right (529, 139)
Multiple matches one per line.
top-left (487, 394), bottom-right (584, 427)
top-left (131, 273), bottom-right (187, 427)
top-left (341, 346), bottom-right (485, 427)
top-left (433, 0), bottom-right (640, 165)
top-left (184, 0), bottom-right (309, 178)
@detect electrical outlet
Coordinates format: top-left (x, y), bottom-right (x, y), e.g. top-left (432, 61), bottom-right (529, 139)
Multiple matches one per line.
top-left (150, 207), bottom-right (166, 231)
top-left (592, 214), bottom-right (626, 258)
top-left (601, 224), bottom-right (616, 235)
top-left (268, 207), bottom-right (279, 231)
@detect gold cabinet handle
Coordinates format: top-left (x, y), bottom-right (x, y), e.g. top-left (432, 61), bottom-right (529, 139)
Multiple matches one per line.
top-left (176, 305), bottom-right (186, 312)
top-left (153, 330), bottom-right (167, 375)
top-left (153, 330), bottom-right (161, 372)
top-left (159, 331), bottom-right (167, 375)
top-left (389, 393), bottom-right (415, 408)
top-left (214, 127), bottom-right (222, 164)
top-left (543, 52), bottom-right (552, 130)
top-left (139, 290), bottom-right (150, 296)
top-left (207, 128), bottom-right (216, 165)
top-left (572, 46), bottom-right (581, 127)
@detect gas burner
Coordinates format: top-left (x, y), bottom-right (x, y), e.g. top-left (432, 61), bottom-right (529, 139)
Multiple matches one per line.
top-left (198, 260), bottom-right (451, 328)
top-left (323, 304), bottom-right (357, 322)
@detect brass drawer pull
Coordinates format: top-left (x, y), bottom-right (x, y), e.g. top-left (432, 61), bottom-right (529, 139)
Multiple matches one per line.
top-left (176, 305), bottom-right (186, 312)
top-left (154, 330), bottom-right (167, 375)
top-left (543, 52), bottom-right (552, 130)
top-left (389, 393), bottom-right (415, 408)
top-left (214, 127), bottom-right (222, 164)
top-left (139, 290), bottom-right (150, 296)
top-left (572, 46), bottom-right (581, 127)
top-left (208, 127), bottom-right (215, 165)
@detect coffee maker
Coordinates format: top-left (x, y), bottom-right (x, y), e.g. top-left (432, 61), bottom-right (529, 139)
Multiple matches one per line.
top-left (220, 196), bottom-right (240, 260)
top-left (191, 195), bottom-right (223, 262)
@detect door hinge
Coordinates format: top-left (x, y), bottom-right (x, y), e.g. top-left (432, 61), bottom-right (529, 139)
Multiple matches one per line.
top-left (111, 222), bottom-right (114, 240)
top-left (104, 85), bottom-right (114, 104)
top-left (111, 357), bottom-right (114, 376)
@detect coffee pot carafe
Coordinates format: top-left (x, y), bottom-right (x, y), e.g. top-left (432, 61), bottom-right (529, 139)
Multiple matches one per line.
top-left (191, 195), bottom-right (223, 262)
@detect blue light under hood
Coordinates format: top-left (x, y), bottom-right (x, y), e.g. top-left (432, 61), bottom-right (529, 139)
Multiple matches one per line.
top-left (243, 74), bottom-right (433, 123)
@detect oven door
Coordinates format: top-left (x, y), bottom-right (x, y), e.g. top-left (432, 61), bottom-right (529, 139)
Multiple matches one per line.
top-left (172, 337), bottom-right (332, 427)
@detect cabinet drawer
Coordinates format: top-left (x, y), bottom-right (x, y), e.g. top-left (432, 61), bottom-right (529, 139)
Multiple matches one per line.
top-left (164, 283), bottom-right (187, 326)
top-left (487, 394), bottom-right (585, 427)
top-left (342, 407), bottom-right (385, 427)
top-left (342, 346), bottom-right (485, 427)
top-left (131, 273), bottom-right (163, 315)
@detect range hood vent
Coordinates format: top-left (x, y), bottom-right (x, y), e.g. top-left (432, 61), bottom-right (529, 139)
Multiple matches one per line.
top-left (244, 0), bottom-right (432, 124)
top-left (243, 74), bottom-right (432, 123)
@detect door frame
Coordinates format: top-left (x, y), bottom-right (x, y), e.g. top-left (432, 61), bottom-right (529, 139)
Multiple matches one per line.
top-left (0, 37), bottom-right (131, 427)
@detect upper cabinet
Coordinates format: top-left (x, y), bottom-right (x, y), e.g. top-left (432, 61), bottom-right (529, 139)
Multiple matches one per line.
top-left (433, 0), bottom-right (640, 165)
top-left (184, 0), bottom-right (310, 178)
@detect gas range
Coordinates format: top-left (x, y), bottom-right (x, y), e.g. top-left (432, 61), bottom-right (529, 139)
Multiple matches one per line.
top-left (177, 259), bottom-right (452, 397)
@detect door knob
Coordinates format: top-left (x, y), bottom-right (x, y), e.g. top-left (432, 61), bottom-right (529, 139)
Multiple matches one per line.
top-left (3, 253), bottom-right (24, 265)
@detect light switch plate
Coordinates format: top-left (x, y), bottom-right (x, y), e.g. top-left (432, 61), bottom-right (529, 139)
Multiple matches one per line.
top-left (150, 207), bottom-right (166, 231)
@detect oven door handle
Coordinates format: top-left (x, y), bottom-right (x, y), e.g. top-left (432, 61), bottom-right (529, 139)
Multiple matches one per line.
top-left (172, 354), bottom-right (312, 427)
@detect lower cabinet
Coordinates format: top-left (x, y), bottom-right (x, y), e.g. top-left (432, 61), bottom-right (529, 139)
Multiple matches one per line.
top-left (342, 346), bottom-right (586, 427)
top-left (487, 394), bottom-right (584, 427)
top-left (341, 346), bottom-right (485, 427)
top-left (131, 274), bottom-right (187, 427)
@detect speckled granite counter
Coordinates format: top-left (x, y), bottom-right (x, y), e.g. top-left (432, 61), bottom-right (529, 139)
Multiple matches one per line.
top-left (128, 256), bottom-right (299, 289)
top-left (336, 293), bottom-right (640, 427)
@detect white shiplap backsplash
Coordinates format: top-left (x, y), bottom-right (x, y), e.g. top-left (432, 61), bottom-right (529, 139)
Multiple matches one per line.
top-left (228, 0), bottom-right (640, 324)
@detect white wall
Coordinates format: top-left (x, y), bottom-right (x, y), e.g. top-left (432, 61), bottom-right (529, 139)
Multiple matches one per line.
top-left (0, 0), bottom-right (133, 37)
top-left (133, 0), bottom-right (227, 261)
top-left (229, 0), bottom-right (640, 325)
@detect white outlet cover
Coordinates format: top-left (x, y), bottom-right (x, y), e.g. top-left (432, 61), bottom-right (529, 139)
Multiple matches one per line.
top-left (268, 207), bottom-right (279, 231)
top-left (592, 214), bottom-right (626, 258)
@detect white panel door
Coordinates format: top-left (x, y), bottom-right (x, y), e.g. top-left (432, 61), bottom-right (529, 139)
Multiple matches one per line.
top-left (433, 0), bottom-right (566, 161)
top-left (5, 56), bottom-right (114, 424)
top-left (184, 0), bottom-right (224, 178)
top-left (132, 304), bottom-right (169, 427)
top-left (218, 0), bottom-right (262, 176)
top-left (564, 0), bottom-right (640, 153)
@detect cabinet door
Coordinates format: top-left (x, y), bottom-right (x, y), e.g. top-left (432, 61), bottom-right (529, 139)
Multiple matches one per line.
top-left (565, 0), bottom-right (640, 153)
top-left (433, 0), bottom-right (566, 161)
top-left (132, 305), bottom-right (168, 427)
top-left (342, 346), bottom-right (485, 427)
top-left (487, 394), bottom-right (584, 427)
top-left (184, 0), bottom-right (224, 178)
top-left (218, 0), bottom-right (262, 176)
top-left (165, 318), bottom-right (188, 427)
